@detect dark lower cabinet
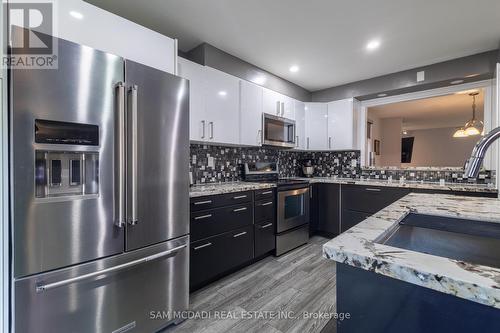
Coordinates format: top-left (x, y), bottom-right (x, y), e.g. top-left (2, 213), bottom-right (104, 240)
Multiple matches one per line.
top-left (342, 185), bottom-right (410, 214)
top-left (341, 209), bottom-right (372, 233)
top-left (316, 183), bottom-right (341, 236)
top-left (191, 202), bottom-right (253, 241)
top-left (190, 189), bottom-right (276, 290)
top-left (254, 220), bottom-right (275, 257)
top-left (190, 225), bottom-right (254, 290)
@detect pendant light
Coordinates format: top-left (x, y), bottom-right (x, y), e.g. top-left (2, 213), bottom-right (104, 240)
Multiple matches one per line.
top-left (464, 92), bottom-right (483, 136)
top-left (453, 127), bottom-right (467, 138)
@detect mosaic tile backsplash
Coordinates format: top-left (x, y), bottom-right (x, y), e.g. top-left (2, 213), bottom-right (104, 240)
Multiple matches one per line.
top-left (189, 144), bottom-right (495, 185)
top-left (189, 144), bottom-right (360, 184)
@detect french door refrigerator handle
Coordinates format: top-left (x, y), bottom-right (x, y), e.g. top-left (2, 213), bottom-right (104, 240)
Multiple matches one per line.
top-left (114, 82), bottom-right (126, 228)
top-left (128, 85), bottom-right (139, 226)
top-left (35, 244), bottom-right (188, 293)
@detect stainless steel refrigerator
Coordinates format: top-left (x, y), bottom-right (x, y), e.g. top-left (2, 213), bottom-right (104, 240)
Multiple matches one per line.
top-left (9, 32), bottom-right (190, 332)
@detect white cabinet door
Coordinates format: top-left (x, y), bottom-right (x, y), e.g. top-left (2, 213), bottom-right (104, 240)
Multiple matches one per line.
top-left (282, 96), bottom-right (296, 120)
top-left (262, 88), bottom-right (296, 119)
top-left (204, 67), bottom-right (240, 145)
top-left (54, 0), bottom-right (176, 73)
top-left (263, 88), bottom-right (282, 116)
top-left (177, 58), bottom-right (207, 141)
top-left (327, 99), bottom-right (355, 150)
top-left (294, 100), bottom-right (306, 150)
top-left (305, 103), bottom-right (328, 150)
top-left (240, 80), bottom-right (263, 146)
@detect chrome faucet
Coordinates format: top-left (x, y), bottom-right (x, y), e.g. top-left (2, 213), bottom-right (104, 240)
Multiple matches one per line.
top-left (464, 126), bottom-right (500, 178)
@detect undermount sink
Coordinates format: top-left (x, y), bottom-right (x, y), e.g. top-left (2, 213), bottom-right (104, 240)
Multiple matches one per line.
top-left (377, 213), bottom-right (500, 269)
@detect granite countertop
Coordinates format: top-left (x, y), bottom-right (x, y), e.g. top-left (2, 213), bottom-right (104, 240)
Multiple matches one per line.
top-left (323, 193), bottom-right (500, 309)
top-left (189, 182), bottom-right (276, 198)
top-left (292, 177), bottom-right (498, 193)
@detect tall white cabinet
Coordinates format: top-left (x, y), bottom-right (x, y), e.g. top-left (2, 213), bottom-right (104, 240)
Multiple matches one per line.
top-left (54, 0), bottom-right (177, 74)
top-left (178, 58), bottom-right (207, 141)
top-left (327, 98), bottom-right (358, 150)
top-left (305, 103), bottom-right (328, 150)
top-left (240, 80), bottom-right (263, 146)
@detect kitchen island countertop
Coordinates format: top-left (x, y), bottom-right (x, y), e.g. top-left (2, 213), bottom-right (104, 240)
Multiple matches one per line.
top-left (323, 192), bottom-right (500, 309)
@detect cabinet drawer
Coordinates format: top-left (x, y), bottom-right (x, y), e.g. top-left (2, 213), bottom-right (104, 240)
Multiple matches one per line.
top-left (255, 221), bottom-right (275, 257)
top-left (190, 190), bottom-right (253, 212)
top-left (254, 199), bottom-right (275, 223)
top-left (342, 185), bottom-right (409, 214)
top-left (191, 202), bottom-right (253, 241)
top-left (190, 225), bottom-right (254, 289)
top-left (341, 209), bottom-right (371, 233)
top-left (254, 188), bottom-right (275, 201)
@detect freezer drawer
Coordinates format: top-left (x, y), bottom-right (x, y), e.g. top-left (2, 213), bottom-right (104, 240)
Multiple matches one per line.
top-left (13, 236), bottom-right (189, 333)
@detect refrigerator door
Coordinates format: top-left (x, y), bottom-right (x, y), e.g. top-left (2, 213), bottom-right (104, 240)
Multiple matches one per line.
top-left (125, 61), bottom-right (190, 251)
top-left (10, 34), bottom-right (125, 277)
top-left (14, 235), bottom-right (189, 333)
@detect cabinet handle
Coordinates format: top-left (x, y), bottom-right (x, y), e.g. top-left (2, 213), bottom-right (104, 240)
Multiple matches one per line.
top-left (261, 190), bottom-right (273, 195)
top-left (260, 223), bottom-right (273, 229)
top-left (296, 135), bottom-right (299, 147)
top-left (201, 120), bottom-right (206, 139)
top-left (209, 122), bottom-right (214, 139)
top-left (194, 242), bottom-right (212, 251)
top-left (233, 195), bottom-right (247, 199)
top-left (194, 200), bottom-right (212, 205)
top-left (276, 101), bottom-right (280, 115)
top-left (365, 188), bottom-right (381, 192)
top-left (307, 137), bottom-right (310, 149)
top-left (329, 137), bottom-right (332, 149)
top-left (233, 231), bottom-right (247, 238)
top-left (281, 102), bottom-right (285, 116)
top-left (257, 129), bottom-right (262, 145)
top-left (194, 214), bottom-right (212, 220)
top-left (261, 202), bottom-right (273, 206)
top-left (233, 207), bottom-right (247, 212)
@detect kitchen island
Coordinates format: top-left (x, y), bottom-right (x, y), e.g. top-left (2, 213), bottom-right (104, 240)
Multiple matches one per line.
top-left (323, 193), bottom-right (500, 333)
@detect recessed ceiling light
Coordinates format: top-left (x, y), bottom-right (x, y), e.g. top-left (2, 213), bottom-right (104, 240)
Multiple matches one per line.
top-left (252, 76), bottom-right (266, 85)
top-left (218, 91), bottom-right (227, 96)
top-left (69, 11), bottom-right (84, 20)
top-left (366, 39), bottom-right (381, 51)
top-left (450, 80), bottom-right (464, 85)
top-left (377, 93), bottom-right (388, 97)
top-left (289, 65), bottom-right (299, 73)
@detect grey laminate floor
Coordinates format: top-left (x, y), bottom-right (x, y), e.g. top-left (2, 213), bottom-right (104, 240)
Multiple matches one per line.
top-left (164, 236), bottom-right (337, 333)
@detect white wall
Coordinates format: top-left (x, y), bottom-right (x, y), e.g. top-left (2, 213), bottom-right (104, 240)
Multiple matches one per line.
top-left (379, 118), bottom-right (402, 167)
top-left (402, 127), bottom-right (478, 167)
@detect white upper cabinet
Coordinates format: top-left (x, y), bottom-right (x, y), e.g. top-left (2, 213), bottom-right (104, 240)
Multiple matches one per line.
top-left (240, 80), bottom-right (263, 146)
top-left (305, 103), bottom-right (328, 150)
top-left (54, 0), bottom-right (176, 73)
top-left (204, 67), bottom-right (240, 145)
top-left (177, 58), bottom-right (206, 141)
top-left (327, 98), bottom-right (357, 150)
top-left (294, 101), bottom-right (306, 150)
top-left (282, 96), bottom-right (296, 119)
top-left (263, 88), bottom-right (295, 119)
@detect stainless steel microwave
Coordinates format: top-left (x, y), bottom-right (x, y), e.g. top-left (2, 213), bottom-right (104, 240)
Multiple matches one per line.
top-left (262, 113), bottom-right (296, 148)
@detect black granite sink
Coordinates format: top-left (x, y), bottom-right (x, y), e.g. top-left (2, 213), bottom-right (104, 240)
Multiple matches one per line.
top-left (377, 213), bottom-right (500, 268)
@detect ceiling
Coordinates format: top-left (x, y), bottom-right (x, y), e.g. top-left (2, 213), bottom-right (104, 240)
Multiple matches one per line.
top-left (368, 90), bottom-right (484, 130)
top-left (85, 0), bottom-right (500, 91)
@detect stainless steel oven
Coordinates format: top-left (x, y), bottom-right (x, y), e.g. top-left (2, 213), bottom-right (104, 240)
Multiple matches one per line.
top-left (263, 113), bottom-right (296, 148)
top-left (276, 184), bottom-right (310, 255)
top-left (277, 187), bottom-right (310, 233)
